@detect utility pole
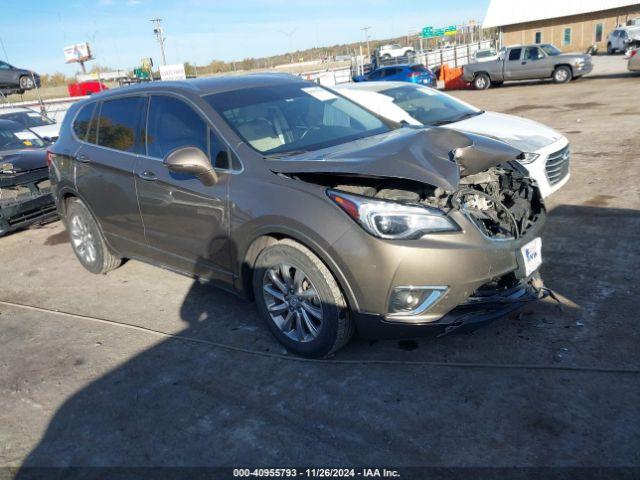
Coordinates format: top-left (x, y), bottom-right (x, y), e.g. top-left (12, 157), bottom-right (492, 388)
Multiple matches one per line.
top-left (150, 18), bottom-right (167, 66)
top-left (361, 26), bottom-right (371, 60)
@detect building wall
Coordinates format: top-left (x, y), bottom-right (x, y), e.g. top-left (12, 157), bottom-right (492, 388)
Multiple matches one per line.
top-left (501, 5), bottom-right (640, 52)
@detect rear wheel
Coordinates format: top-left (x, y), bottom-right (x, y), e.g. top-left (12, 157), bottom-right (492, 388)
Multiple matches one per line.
top-left (253, 239), bottom-right (354, 358)
top-left (18, 76), bottom-right (34, 90)
top-left (66, 198), bottom-right (122, 274)
top-left (473, 73), bottom-right (490, 90)
top-left (552, 66), bottom-right (572, 83)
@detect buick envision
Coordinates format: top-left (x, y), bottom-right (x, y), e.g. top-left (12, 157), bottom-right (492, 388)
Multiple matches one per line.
top-left (49, 75), bottom-right (546, 357)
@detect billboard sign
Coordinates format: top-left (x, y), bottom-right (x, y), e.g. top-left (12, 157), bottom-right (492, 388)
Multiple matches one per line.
top-left (159, 63), bottom-right (186, 81)
top-left (64, 43), bottom-right (93, 63)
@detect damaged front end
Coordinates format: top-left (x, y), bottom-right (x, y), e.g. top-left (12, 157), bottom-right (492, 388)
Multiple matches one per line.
top-left (0, 163), bottom-right (57, 236)
top-left (268, 127), bottom-right (548, 336)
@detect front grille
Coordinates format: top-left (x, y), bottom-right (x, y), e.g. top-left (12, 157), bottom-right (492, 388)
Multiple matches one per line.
top-left (545, 146), bottom-right (570, 185)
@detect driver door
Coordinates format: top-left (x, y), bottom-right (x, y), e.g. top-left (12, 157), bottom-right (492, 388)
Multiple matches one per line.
top-left (134, 94), bottom-right (233, 283)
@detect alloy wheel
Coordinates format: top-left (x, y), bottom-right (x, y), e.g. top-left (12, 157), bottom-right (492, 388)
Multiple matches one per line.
top-left (70, 215), bottom-right (97, 264)
top-left (262, 264), bottom-right (323, 343)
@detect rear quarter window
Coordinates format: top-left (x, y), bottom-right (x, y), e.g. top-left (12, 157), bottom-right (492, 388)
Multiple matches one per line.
top-left (72, 103), bottom-right (96, 141)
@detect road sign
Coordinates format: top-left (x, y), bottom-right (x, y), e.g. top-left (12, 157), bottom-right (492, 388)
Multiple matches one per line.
top-left (444, 25), bottom-right (457, 36)
top-left (421, 26), bottom-right (434, 38)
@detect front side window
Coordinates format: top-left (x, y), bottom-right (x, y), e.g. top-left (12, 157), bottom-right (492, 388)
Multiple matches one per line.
top-left (72, 103), bottom-right (96, 141)
top-left (204, 83), bottom-right (391, 156)
top-left (524, 47), bottom-right (543, 60)
top-left (96, 97), bottom-right (144, 153)
top-left (379, 85), bottom-right (481, 126)
top-left (595, 24), bottom-right (603, 43)
top-left (508, 48), bottom-right (522, 61)
top-left (0, 124), bottom-right (46, 151)
top-left (563, 28), bottom-right (572, 46)
top-left (146, 95), bottom-right (208, 159)
top-left (0, 110), bottom-right (55, 129)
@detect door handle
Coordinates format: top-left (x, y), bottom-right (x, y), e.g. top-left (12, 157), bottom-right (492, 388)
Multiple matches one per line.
top-left (138, 170), bottom-right (157, 181)
top-left (76, 154), bottom-right (91, 163)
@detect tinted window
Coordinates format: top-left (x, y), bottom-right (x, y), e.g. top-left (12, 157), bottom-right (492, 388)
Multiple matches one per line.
top-left (410, 65), bottom-right (427, 72)
top-left (72, 103), bottom-right (95, 141)
top-left (205, 83), bottom-right (390, 155)
top-left (508, 48), bottom-right (522, 61)
top-left (146, 95), bottom-right (208, 159)
top-left (97, 97), bottom-right (143, 152)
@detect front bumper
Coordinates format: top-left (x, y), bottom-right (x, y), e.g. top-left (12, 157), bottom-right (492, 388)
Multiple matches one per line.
top-left (0, 171), bottom-right (57, 236)
top-left (353, 274), bottom-right (544, 339)
top-left (574, 63), bottom-right (593, 76)
top-left (329, 204), bottom-right (546, 331)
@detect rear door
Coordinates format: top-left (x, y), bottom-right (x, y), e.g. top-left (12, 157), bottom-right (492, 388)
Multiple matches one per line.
top-left (74, 95), bottom-right (147, 255)
top-left (134, 94), bottom-right (232, 282)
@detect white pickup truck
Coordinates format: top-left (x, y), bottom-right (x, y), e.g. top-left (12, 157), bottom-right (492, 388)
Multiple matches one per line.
top-left (376, 44), bottom-right (415, 59)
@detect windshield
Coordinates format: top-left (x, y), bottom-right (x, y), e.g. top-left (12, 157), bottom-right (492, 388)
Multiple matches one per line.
top-left (378, 85), bottom-right (481, 126)
top-left (0, 124), bottom-right (46, 151)
top-left (0, 110), bottom-right (55, 128)
top-left (205, 83), bottom-right (392, 155)
top-left (540, 44), bottom-right (561, 56)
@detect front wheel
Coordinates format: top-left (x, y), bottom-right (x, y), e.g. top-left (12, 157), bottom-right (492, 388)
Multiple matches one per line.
top-left (473, 73), bottom-right (490, 90)
top-left (253, 239), bottom-right (354, 357)
top-left (18, 76), bottom-right (34, 90)
top-left (66, 198), bottom-right (122, 274)
top-left (553, 66), bottom-right (572, 83)
top-left (607, 43), bottom-right (614, 54)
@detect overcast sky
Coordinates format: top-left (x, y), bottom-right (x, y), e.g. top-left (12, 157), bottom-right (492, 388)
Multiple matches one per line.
top-left (1, 0), bottom-right (489, 74)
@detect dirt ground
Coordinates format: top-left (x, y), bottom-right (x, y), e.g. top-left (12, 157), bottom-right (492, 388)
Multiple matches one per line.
top-left (1, 67), bottom-right (639, 475)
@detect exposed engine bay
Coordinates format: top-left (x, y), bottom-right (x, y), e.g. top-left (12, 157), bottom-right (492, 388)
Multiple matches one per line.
top-left (290, 162), bottom-right (544, 240)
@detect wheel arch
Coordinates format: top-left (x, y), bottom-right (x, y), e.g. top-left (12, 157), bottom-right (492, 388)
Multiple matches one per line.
top-left (238, 227), bottom-right (360, 312)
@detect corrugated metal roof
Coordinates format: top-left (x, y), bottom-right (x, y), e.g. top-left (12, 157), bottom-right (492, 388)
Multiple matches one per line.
top-left (483, 0), bottom-right (640, 28)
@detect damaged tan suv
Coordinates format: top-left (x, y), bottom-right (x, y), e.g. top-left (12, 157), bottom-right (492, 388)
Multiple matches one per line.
top-left (49, 74), bottom-right (546, 357)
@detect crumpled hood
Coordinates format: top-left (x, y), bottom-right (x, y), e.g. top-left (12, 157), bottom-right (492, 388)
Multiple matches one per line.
top-left (267, 127), bottom-right (522, 191)
top-left (445, 111), bottom-right (563, 152)
top-left (0, 149), bottom-right (47, 173)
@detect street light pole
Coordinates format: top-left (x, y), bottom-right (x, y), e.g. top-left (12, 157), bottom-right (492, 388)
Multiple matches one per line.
top-left (361, 26), bottom-right (371, 59)
top-left (150, 18), bottom-right (167, 66)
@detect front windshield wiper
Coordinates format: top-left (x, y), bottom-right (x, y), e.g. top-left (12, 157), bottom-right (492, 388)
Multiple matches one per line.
top-left (429, 110), bottom-right (485, 126)
top-left (264, 149), bottom-right (309, 159)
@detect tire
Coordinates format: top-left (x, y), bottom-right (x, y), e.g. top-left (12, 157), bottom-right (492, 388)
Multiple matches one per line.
top-left (473, 73), bottom-right (491, 90)
top-left (66, 198), bottom-right (122, 274)
top-left (252, 239), bottom-right (354, 358)
top-left (552, 65), bottom-right (572, 83)
top-left (18, 76), bottom-right (34, 90)
top-left (607, 43), bottom-right (614, 54)
top-left (382, 54), bottom-right (391, 60)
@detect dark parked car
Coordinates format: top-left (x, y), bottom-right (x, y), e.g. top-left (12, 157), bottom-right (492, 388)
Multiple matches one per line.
top-left (49, 75), bottom-right (546, 357)
top-left (353, 64), bottom-right (437, 87)
top-left (0, 60), bottom-right (41, 93)
top-left (0, 120), bottom-right (56, 236)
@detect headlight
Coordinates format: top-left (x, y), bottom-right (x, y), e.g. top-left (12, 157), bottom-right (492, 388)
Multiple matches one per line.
top-left (327, 189), bottom-right (459, 239)
top-left (518, 152), bottom-right (540, 164)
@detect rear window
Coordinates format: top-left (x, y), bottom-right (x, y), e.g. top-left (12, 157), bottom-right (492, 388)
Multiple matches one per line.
top-left (96, 97), bottom-right (144, 153)
top-left (72, 103), bottom-right (95, 141)
top-left (508, 48), bottom-right (522, 61)
top-left (410, 65), bottom-right (427, 72)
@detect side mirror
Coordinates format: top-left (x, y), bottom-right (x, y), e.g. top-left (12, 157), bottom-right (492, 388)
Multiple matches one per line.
top-left (164, 146), bottom-right (218, 186)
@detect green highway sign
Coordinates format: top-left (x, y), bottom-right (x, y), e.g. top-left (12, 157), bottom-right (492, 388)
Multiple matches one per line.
top-left (421, 25), bottom-right (458, 38)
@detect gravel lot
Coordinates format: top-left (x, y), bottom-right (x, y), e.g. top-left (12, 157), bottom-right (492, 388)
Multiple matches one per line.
top-left (1, 61), bottom-right (639, 473)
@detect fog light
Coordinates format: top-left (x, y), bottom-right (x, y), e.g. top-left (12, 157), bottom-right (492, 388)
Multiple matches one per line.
top-left (388, 286), bottom-right (448, 316)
